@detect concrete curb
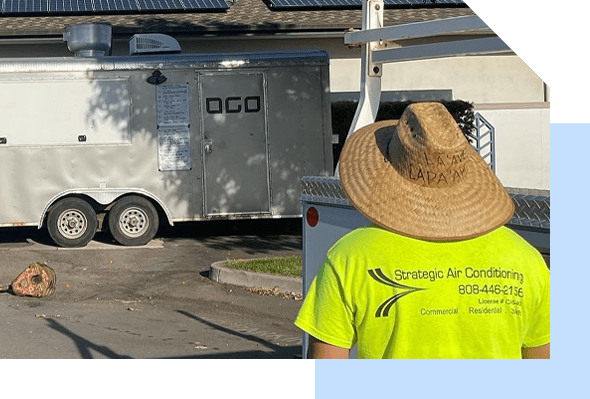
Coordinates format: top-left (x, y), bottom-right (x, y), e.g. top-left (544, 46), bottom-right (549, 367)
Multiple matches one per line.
top-left (209, 260), bottom-right (302, 295)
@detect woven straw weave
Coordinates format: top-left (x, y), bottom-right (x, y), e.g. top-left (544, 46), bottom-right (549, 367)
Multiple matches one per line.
top-left (339, 102), bottom-right (514, 241)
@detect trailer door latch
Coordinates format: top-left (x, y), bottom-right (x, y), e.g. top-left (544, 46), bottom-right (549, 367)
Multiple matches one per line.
top-left (78, 135), bottom-right (87, 142)
top-left (0, 137), bottom-right (6, 144)
top-left (204, 139), bottom-right (214, 154)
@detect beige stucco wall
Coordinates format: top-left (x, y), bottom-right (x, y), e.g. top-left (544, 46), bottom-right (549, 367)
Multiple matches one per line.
top-left (331, 55), bottom-right (544, 104)
top-left (476, 108), bottom-right (550, 190)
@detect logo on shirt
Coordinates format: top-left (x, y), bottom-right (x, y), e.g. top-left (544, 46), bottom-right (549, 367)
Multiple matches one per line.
top-left (368, 268), bottom-right (426, 318)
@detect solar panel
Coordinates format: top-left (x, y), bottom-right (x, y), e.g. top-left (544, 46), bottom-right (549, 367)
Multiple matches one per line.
top-left (0, 0), bottom-right (229, 15)
top-left (267, 0), bottom-right (466, 10)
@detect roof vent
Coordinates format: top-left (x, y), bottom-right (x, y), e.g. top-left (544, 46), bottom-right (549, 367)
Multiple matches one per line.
top-left (129, 34), bottom-right (182, 56)
top-left (63, 24), bottom-right (112, 57)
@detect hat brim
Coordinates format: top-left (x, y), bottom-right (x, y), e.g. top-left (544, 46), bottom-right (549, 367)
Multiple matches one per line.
top-left (339, 120), bottom-right (515, 241)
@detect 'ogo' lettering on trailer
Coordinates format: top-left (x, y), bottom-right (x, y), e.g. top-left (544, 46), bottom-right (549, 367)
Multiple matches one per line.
top-left (205, 96), bottom-right (261, 114)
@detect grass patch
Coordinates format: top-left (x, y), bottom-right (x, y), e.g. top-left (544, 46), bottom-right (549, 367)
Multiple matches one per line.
top-left (225, 256), bottom-right (302, 278)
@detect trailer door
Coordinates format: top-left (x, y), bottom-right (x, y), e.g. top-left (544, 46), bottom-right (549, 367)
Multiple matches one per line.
top-left (199, 72), bottom-right (270, 216)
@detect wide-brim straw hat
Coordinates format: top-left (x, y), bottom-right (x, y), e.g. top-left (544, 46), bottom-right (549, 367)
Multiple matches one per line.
top-left (339, 102), bottom-right (514, 241)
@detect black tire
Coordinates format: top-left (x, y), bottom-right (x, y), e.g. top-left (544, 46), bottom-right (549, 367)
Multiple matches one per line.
top-left (108, 196), bottom-right (159, 246)
top-left (47, 197), bottom-right (98, 248)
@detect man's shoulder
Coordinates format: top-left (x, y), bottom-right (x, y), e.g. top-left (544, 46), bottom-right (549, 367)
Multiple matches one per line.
top-left (485, 226), bottom-right (543, 253)
top-left (473, 227), bottom-right (548, 273)
top-left (334, 224), bottom-right (392, 244)
top-left (327, 224), bottom-right (406, 256)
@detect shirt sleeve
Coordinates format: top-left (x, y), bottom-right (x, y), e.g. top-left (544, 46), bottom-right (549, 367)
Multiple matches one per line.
top-left (294, 256), bottom-right (357, 349)
top-left (523, 262), bottom-right (550, 348)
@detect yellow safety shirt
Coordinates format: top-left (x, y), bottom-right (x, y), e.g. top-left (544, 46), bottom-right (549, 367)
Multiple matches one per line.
top-left (295, 225), bottom-right (550, 359)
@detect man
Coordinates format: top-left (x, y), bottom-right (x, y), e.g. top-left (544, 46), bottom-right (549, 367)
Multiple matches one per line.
top-left (295, 102), bottom-right (550, 359)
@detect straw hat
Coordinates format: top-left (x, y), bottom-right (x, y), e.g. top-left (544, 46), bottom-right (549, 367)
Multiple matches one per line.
top-left (339, 102), bottom-right (514, 241)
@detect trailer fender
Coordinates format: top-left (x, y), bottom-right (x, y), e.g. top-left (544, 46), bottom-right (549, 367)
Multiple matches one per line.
top-left (39, 189), bottom-right (174, 229)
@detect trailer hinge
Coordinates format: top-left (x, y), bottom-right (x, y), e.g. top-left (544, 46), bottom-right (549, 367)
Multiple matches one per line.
top-left (147, 70), bottom-right (167, 85)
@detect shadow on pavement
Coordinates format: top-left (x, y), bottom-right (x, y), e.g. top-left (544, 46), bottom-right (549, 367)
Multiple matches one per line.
top-left (45, 318), bottom-right (132, 359)
top-left (176, 310), bottom-right (301, 359)
top-left (41, 314), bottom-right (300, 359)
top-left (161, 349), bottom-right (301, 359)
top-left (199, 235), bottom-right (301, 255)
top-left (161, 218), bottom-right (302, 238)
top-left (160, 218), bottom-right (302, 255)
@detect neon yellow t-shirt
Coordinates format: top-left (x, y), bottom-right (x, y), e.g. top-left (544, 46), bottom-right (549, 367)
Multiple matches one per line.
top-left (295, 225), bottom-right (550, 359)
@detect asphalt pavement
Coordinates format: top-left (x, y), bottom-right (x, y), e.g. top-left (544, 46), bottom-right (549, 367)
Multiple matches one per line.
top-left (0, 219), bottom-right (305, 359)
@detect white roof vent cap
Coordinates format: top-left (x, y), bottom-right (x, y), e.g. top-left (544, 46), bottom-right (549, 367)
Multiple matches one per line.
top-left (130, 34), bottom-right (182, 56)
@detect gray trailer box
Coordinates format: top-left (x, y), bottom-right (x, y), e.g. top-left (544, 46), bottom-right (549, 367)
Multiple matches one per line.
top-left (0, 32), bottom-right (332, 247)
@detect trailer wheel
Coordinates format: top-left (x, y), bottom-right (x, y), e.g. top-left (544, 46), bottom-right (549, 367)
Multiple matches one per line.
top-left (47, 197), bottom-right (98, 248)
top-left (108, 196), bottom-right (159, 246)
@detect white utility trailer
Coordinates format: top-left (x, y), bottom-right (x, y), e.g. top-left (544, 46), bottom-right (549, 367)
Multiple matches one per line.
top-left (0, 24), bottom-right (333, 247)
top-left (300, 1), bottom-right (550, 358)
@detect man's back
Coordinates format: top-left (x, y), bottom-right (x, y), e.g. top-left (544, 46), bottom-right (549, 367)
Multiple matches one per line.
top-left (295, 225), bottom-right (550, 358)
